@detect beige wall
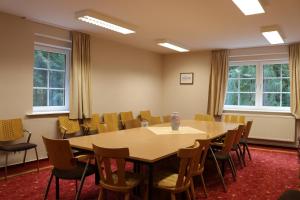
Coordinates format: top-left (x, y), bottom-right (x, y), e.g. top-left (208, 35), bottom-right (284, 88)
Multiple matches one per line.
top-left (0, 12), bottom-right (162, 166)
top-left (162, 51), bottom-right (211, 119)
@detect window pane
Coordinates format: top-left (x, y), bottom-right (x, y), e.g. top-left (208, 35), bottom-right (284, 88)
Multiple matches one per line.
top-left (229, 66), bottom-right (239, 78)
top-left (263, 93), bottom-right (280, 106)
top-left (240, 65), bottom-right (256, 78)
top-left (282, 78), bottom-right (290, 92)
top-left (227, 79), bottom-right (238, 92)
top-left (282, 64), bottom-right (289, 77)
top-left (49, 52), bottom-right (66, 70)
top-left (282, 93), bottom-right (290, 107)
top-left (49, 89), bottom-right (64, 106)
top-left (240, 79), bottom-right (255, 92)
top-left (33, 69), bottom-right (48, 87)
top-left (263, 64), bottom-right (281, 77)
top-left (263, 79), bottom-right (281, 92)
top-left (240, 93), bottom-right (255, 106)
top-left (33, 89), bottom-right (47, 106)
top-left (34, 50), bottom-right (48, 69)
top-left (225, 93), bottom-right (238, 105)
top-left (49, 71), bottom-right (65, 88)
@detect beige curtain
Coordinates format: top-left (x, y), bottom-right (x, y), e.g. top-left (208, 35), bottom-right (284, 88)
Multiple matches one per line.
top-left (289, 43), bottom-right (300, 119)
top-left (207, 50), bottom-right (229, 116)
top-left (69, 31), bottom-right (92, 119)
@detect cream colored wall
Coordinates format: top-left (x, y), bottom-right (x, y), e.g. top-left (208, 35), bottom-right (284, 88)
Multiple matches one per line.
top-left (91, 37), bottom-right (163, 118)
top-left (0, 12), bottom-right (162, 167)
top-left (162, 51), bottom-right (211, 119)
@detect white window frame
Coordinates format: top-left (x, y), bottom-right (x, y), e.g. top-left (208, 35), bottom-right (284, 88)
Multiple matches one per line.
top-left (224, 59), bottom-right (290, 112)
top-left (33, 44), bottom-right (70, 113)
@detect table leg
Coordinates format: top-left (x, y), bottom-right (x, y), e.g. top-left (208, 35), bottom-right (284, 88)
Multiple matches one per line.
top-left (148, 164), bottom-right (153, 200)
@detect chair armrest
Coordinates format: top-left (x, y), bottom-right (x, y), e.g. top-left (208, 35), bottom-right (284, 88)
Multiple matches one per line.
top-left (211, 142), bottom-right (225, 147)
top-left (23, 129), bottom-right (32, 143)
top-left (60, 126), bottom-right (68, 139)
top-left (73, 154), bottom-right (94, 164)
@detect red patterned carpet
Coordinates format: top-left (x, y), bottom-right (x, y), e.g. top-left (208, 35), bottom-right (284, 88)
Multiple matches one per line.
top-left (0, 147), bottom-right (299, 200)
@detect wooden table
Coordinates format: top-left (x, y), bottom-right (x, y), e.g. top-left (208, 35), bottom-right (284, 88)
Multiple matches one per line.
top-left (69, 120), bottom-right (239, 199)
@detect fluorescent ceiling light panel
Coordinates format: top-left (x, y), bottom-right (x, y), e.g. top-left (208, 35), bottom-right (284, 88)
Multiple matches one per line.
top-left (232, 0), bottom-right (265, 15)
top-left (157, 41), bottom-right (189, 52)
top-left (76, 10), bottom-right (135, 34)
top-left (262, 30), bottom-right (284, 44)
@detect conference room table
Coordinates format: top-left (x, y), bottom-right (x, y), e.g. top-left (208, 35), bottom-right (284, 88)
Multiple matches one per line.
top-left (69, 120), bottom-right (239, 199)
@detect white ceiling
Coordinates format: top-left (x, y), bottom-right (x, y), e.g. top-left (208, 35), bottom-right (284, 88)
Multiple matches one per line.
top-left (0, 0), bottom-right (299, 53)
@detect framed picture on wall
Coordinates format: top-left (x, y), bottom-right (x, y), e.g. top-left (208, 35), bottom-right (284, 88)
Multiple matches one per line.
top-left (180, 72), bottom-right (194, 85)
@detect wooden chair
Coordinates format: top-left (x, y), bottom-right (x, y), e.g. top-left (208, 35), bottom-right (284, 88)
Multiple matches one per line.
top-left (240, 121), bottom-right (253, 162)
top-left (231, 125), bottom-right (246, 168)
top-left (93, 145), bottom-right (147, 200)
top-left (103, 112), bottom-right (119, 132)
top-left (190, 140), bottom-right (211, 199)
top-left (194, 114), bottom-right (214, 122)
top-left (223, 115), bottom-right (245, 124)
top-left (211, 130), bottom-right (237, 181)
top-left (0, 118), bottom-right (39, 180)
top-left (163, 115), bottom-right (171, 123)
top-left (58, 116), bottom-right (81, 139)
top-left (120, 111), bottom-right (134, 127)
top-left (153, 141), bottom-right (200, 200)
top-left (83, 114), bottom-right (108, 134)
top-left (140, 110), bottom-right (161, 125)
top-left (124, 119), bottom-right (141, 129)
top-left (43, 137), bottom-right (95, 200)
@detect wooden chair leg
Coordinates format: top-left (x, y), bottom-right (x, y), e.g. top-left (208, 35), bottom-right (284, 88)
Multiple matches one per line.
top-left (125, 192), bottom-right (130, 200)
top-left (238, 144), bottom-right (246, 166)
top-left (23, 150), bottom-right (27, 165)
top-left (200, 174), bottom-right (208, 198)
top-left (75, 162), bottom-right (90, 200)
top-left (97, 187), bottom-right (104, 200)
top-left (229, 154), bottom-right (237, 176)
top-left (209, 147), bottom-right (227, 192)
top-left (235, 149), bottom-right (243, 168)
top-left (190, 178), bottom-right (196, 200)
top-left (228, 158), bottom-right (236, 181)
top-left (171, 193), bottom-right (176, 200)
top-left (34, 147), bottom-right (39, 172)
top-left (44, 172), bottom-right (54, 200)
top-left (55, 177), bottom-right (59, 200)
top-left (5, 152), bottom-right (8, 180)
top-left (186, 190), bottom-right (192, 200)
top-left (245, 144), bottom-right (252, 160)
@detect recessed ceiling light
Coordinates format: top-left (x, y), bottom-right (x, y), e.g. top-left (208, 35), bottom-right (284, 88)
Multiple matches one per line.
top-left (232, 0), bottom-right (265, 15)
top-left (261, 26), bottom-right (284, 44)
top-left (76, 10), bottom-right (135, 35)
top-left (157, 40), bottom-right (189, 52)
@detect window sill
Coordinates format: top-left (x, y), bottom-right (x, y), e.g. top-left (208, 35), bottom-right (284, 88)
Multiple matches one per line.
top-left (223, 108), bottom-right (291, 115)
top-left (27, 111), bottom-right (69, 116)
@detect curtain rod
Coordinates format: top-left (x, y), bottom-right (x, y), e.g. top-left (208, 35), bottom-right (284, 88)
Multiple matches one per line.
top-left (34, 33), bottom-right (72, 43)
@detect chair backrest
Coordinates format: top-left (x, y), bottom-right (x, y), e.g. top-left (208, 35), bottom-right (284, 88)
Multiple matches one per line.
top-left (0, 118), bottom-right (24, 141)
top-left (83, 114), bottom-right (102, 133)
top-left (140, 110), bottom-right (152, 122)
top-left (221, 129), bottom-right (237, 154)
top-left (103, 113), bottom-right (119, 132)
top-left (120, 111), bottom-right (134, 126)
top-left (223, 115), bottom-right (245, 124)
top-left (233, 125), bottom-right (245, 146)
top-left (242, 120), bottom-right (253, 139)
top-left (192, 140), bottom-right (211, 173)
top-left (163, 115), bottom-right (171, 123)
top-left (42, 136), bottom-right (75, 170)
top-left (124, 119), bottom-right (141, 129)
top-left (58, 116), bottom-right (81, 135)
top-left (151, 116), bottom-right (162, 125)
top-left (93, 145), bottom-right (129, 187)
top-left (175, 141), bottom-right (200, 188)
top-left (194, 114), bottom-right (214, 122)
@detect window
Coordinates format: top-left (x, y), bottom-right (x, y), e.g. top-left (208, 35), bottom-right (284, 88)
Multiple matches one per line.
top-left (224, 61), bottom-right (290, 112)
top-left (33, 45), bottom-right (69, 112)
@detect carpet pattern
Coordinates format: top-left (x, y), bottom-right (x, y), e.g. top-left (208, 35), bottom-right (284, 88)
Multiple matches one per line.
top-left (0, 147), bottom-right (299, 200)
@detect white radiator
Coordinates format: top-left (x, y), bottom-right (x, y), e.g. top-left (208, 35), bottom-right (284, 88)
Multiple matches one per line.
top-left (224, 113), bottom-right (296, 142)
